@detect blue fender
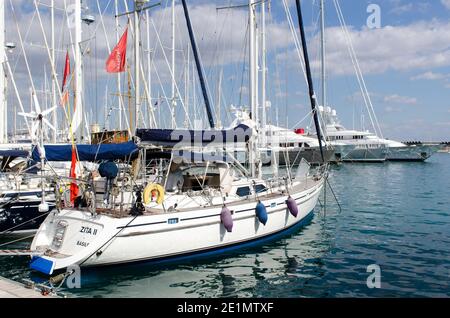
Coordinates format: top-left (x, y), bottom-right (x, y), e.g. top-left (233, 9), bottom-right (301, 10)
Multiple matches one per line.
top-left (256, 201), bottom-right (268, 225)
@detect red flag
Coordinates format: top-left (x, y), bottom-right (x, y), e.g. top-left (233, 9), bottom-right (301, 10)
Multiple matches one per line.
top-left (106, 27), bottom-right (128, 73)
top-left (70, 146), bottom-right (79, 203)
top-left (62, 51), bottom-right (70, 92)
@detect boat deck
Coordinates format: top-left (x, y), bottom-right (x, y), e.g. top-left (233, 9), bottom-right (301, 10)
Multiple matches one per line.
top-left (83, 176), bottom-right (323, 219)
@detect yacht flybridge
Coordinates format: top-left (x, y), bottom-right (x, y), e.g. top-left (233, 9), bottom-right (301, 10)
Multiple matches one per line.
top-left (319, 107), bottom-right (442, 162)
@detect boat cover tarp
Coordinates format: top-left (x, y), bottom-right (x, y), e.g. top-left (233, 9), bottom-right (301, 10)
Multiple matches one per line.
top-left (0, 150), bottom-right (29, 158)
top-left (136, 124), bottom-right (252, 146)
top-left (145, 150), bottom-right (234, 163)
top-left (32, 142), bottom-right (139, 162)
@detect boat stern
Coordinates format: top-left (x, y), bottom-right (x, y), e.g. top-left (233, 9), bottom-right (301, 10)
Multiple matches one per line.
top-left (29, 209), bottom-right (113, 275)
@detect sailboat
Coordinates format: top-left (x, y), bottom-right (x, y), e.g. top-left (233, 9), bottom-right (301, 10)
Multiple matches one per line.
top-left (28, 0), bottom-right (327, 275)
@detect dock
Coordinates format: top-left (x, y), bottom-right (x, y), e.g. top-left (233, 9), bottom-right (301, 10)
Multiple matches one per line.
top-left (0, 277), bottom-right (59, 298)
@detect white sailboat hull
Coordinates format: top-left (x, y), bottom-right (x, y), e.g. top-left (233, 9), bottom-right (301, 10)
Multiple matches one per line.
top-left (30, 181), bottom-right (324, 274)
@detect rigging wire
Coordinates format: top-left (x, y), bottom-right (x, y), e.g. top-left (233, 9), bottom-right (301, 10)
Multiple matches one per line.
top-left (333, 0), bottom-right (383, 139)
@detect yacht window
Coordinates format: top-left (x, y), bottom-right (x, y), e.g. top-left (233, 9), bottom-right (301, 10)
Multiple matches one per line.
top-left (236, 186), bottom-right (251, 197)
top-left (304, 143), bottom-right (310, 148)
top-left (254, 184), bottom-right (268, 194)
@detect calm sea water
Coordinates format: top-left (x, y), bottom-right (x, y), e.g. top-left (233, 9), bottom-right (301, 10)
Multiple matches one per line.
top-left (1, 154), bottom-right (449, 298)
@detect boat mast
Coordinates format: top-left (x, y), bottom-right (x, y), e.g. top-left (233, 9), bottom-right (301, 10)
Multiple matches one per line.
top-left (0, 0), bottom-right (6, 143)
top-left (180, 0), bottom-right (215, 129)
top-left (216, 68), bottom-right (223, 128)
top-left (261, 0), bottom-right (267, 148)
top-left (249, 0), bottom-right (260, 178)
top-left (115, 0), bottom-right (123, 130)
top-left (75, 0), bottom-right (83, 141)
top-left (295, 0), bottom-right (325, 162)
top-left (51, 0), bottom-right (57, 143)
top-left (145, 9), bottom-right (153, 129)
top-left (171, 0), bottom-right (176, 128)
top-left (134, 0), bottom-right (142, 132)
top-left (184, 44), bottom-right (189, 128)
top-left (320, 0), bottom-right (326, 110)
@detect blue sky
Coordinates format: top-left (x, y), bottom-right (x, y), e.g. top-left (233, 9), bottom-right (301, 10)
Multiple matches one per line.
top-left (6, 0), bottom-right (450, 141)
top-left (316, 0), bottom-right (450, 141)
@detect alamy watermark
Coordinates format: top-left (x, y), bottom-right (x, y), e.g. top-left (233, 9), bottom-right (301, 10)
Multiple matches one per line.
top-left (366, 264), bottom-right (381, 289)
top-left (66, 4), bottom-right (77, 29)
top-left (49, 265), bottom-right (82, 291)
top-left (367, 4), bottom-right (381, 29)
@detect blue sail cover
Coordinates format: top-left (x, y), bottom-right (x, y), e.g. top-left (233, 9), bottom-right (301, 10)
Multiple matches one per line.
top-left (136, 124), bottom-right (252, 147)
top-left (32, 142), bottom-right (139, 162)
top-left (0, 150), bottom-right (29, 158)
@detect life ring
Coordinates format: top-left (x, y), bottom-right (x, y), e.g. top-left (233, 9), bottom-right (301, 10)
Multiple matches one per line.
top-left (143, 184), bottom-right (165, 205)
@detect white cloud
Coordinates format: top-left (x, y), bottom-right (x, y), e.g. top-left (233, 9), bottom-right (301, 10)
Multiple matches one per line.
top-left (383, 94), bottom-right (418, 105)
top-left (441, 0), bottom-right (450, 10)
top-left (384, 106), bottom-right (401, 113)
top-left (411, 71), bottom-right (449, 80)
top-left (293, 20), bottom-right (450, 77)
top-left (390, 3), bottom-right (414, 14)
top-left (390, 2), bottom-right (430, 15)
top-left (348, 91), bottom-right (418, 106)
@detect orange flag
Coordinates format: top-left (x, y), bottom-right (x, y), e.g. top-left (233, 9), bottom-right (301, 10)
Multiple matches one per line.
top-left (106, 27), bottom-right (128, 73)
top-left (70, 146), bottom-right (79, 203)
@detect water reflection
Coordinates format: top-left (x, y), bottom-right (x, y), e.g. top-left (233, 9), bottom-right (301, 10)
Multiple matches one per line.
top-left (1, 155), bottom-right (449, 297)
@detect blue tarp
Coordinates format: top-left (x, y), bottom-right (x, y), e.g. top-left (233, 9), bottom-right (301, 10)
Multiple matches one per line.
top-left (136, 124), bottom-right (252, 146)
top-left (0, 150), bottom-right (29, 158)
top-left (145, 150), bottom-right (234, 163)
top-left (32, 142), bottom-right (139, 162)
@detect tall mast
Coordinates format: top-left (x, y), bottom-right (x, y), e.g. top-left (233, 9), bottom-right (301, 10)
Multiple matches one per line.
top-left (115, 0), bottom-right (123, 130)
top-left (261, 0), bottom-right (267, 147)
top-left (180, 0), bottom-right (215, 129)
top-left (134, 0), bottom-right (141, 132)
top-left (74, 0), bottom-right (83, 140)
top-left (320, 0), bottom-right (326, 109)
top-left (216, 68), bottom-right (223, 128)
top-left (51, 0), bottom-right (57, 143)
top-left (145, 9), bottom-right (152, 129)
top-left (184, 44), bottom-right (189, 129)
top-left (255, 12), bottom-right (259, 130)
top-left (171, 0), bottom-right (176, 128)
top-left (249, 0), bottom-right (257, 178)
top-left (296, 0), bottom-right (325, 162)
top-left (0, 0), bottom-right (6, 143)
